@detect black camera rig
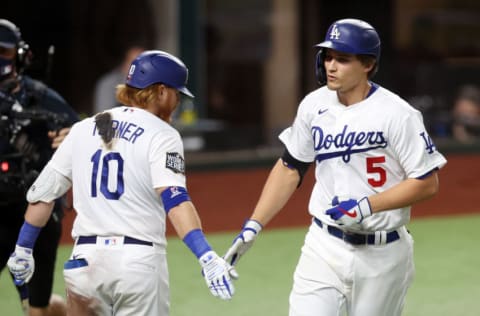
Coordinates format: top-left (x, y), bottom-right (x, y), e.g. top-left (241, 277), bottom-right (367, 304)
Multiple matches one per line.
top-left (0, 89), bottom-right (70, 204)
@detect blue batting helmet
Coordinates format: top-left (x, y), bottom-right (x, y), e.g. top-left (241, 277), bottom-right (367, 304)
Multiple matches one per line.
top-left (314, 19), bottom-right (381, 85)
top-left (126, 50), bottom-right (194, 98)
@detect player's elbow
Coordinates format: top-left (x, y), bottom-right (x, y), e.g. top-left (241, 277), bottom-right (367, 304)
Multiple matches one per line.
top-left (422, 172), bottom-right (440, 200)
top-left (424, 184), bottom-right (439, 201)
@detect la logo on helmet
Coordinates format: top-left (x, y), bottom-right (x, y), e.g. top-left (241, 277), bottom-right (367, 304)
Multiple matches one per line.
top-left (127, 64), bottom-right (136, 80)
top-left (330, 25), bottom-right (340, 40)
top-left (128, 64), bottom-right (136, 75)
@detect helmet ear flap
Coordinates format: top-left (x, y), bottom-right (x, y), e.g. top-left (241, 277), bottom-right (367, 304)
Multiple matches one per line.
top-left (315, 49), bottom-right (327, 86)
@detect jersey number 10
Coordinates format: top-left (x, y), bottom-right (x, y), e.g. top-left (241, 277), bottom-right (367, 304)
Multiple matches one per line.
top-left (90, 149), bottom-right (125, 200)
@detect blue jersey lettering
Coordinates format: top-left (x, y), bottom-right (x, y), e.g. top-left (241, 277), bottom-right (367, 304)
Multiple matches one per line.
top-left (420, 132), bottom-right (436, 154)
top-left (312, 125), bottom-right (388, 162)
top-left (93, 120), bottom-right (145, 144)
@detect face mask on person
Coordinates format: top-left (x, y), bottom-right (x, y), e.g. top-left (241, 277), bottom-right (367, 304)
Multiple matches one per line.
top-left (0, 56), bottom-right (14, 81)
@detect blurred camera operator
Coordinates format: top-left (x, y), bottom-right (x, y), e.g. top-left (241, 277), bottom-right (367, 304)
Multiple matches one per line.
top-left (0, 18), bottom-right (78, 316)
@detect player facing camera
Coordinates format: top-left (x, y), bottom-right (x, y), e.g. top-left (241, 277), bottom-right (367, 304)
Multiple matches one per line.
top-left (225, 18), bottom-right (446, 316)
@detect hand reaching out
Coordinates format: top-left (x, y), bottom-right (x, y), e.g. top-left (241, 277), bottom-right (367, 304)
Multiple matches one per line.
top-left (199, 250), bottom-right (236, 300)
top-left (223, 219), bottom-right (262, 266)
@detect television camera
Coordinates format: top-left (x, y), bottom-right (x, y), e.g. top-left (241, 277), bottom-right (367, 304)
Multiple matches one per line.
top-left (0, 89), bottom-right (69, 204)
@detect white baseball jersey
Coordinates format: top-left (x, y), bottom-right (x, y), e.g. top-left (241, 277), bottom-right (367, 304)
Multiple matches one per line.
top-left (48, 106), bottom-right (186, 249)
top-left (279, 83), bottom-right (447, 232)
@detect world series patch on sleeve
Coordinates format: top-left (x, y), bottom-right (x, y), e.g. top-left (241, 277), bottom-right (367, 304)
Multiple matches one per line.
top-left (165, 152), bottom-right (185, 174)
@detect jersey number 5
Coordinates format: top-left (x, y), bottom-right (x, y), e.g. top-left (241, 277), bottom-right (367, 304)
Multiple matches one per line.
top-left (366, 156), bottom-right (386, 187)
top-left (90, 149), bottom-right (125, 200)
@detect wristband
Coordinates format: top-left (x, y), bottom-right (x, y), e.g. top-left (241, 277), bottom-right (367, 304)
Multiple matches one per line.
top-left (243, 219), bottom-right (263, 233)
top-left (183, 229), bottom-right (212, 259)
top-left (358, 197), bottom-right (372, 218)
top-left (17, 221), bottom-right (42, 249)
top-left (160, 186), bottom-right (191, 213)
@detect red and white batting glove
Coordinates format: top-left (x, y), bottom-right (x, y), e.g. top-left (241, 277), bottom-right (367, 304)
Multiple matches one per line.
top-left (325, 197), bottom-right (372, 226)
top-left (224, 219), bottom-right (262, 266)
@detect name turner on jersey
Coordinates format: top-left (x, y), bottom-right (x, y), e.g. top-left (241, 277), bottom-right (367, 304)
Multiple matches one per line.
top-left (92, 119), bottom-right (145, 144)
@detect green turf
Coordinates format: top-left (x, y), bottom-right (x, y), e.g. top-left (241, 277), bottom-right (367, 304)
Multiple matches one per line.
top-left (1, 214), bottom-right (479, 315)
top-left (403, 215), bottom-right (480, 316)
top-left (0, 240), bottom-right (70, 314)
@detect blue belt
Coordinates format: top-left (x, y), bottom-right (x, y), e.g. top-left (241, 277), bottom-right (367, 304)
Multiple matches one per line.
top-left (64, 258), bottom-right (88, 269)
top-left (77, 236), bottom-right (153, 247)
top-left (314, 218), bottom-right (400, 245)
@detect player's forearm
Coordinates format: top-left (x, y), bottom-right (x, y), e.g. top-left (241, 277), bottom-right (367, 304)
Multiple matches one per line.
top-left (168, 201), bottom-right (217, 261)
top-left (368, 172), bottom-right (439, 213)
top-left (168, 201), bottom-right (203, 239)
top-left (251, 159), bottom-right (299, 226)
top-left (24, 201), bottom-right (55, 227)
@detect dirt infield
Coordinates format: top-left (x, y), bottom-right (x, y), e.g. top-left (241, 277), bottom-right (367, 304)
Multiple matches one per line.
top-left (60, 153), bottom-right (479, 243)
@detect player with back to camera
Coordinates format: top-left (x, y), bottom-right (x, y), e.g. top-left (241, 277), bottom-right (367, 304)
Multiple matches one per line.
top-left (0, 18), bottom-right (78, 316)
top-left (7, 50), bottom-right (236, 315)
top-left (224, 18), bottom-right (447, 316)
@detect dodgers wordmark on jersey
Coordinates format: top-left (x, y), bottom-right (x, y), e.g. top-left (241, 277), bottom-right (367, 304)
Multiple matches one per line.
top-left (279, 84), bottom-right (447, 232)
top-left (46, 106), bottom-right (186, 249)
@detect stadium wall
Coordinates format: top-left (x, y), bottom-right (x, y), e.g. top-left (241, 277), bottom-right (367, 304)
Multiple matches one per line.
top-left (59, 153), bottom-right (479, 244)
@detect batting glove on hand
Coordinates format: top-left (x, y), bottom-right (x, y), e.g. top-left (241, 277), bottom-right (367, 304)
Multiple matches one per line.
top-left (7, 245), bottom-right (35, 286)
top-left (200, 250), bottom-right (235, 300)
top-left (223, 219), bottom-right (262, 266)
top-left (325, 196), bottom-right (372, 226)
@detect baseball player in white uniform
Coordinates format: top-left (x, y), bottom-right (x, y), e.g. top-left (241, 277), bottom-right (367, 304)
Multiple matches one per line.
top-left (7, 50), bottom-right (236, 315)
top-left (224, 19), bottom-right (447, 316)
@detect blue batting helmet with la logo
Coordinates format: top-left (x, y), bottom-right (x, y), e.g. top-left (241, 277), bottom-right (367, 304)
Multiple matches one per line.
top-left (314, 18), bottom-right (381, 85)
top-left (126, 50), bottom-right (194, 98)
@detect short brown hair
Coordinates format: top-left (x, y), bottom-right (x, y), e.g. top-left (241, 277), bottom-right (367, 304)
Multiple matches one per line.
top-left (116, 84), bottom-right (175, 122)
top-left (116, 84), bottom-right (157, 109)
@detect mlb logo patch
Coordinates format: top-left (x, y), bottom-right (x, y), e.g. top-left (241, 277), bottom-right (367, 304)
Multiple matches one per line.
top-left (169, 186), bottom-right (181, 198)
top-left (104, 238), bottom-right (117, 246)
top-left (166, 152), bottom-right (185, 174)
